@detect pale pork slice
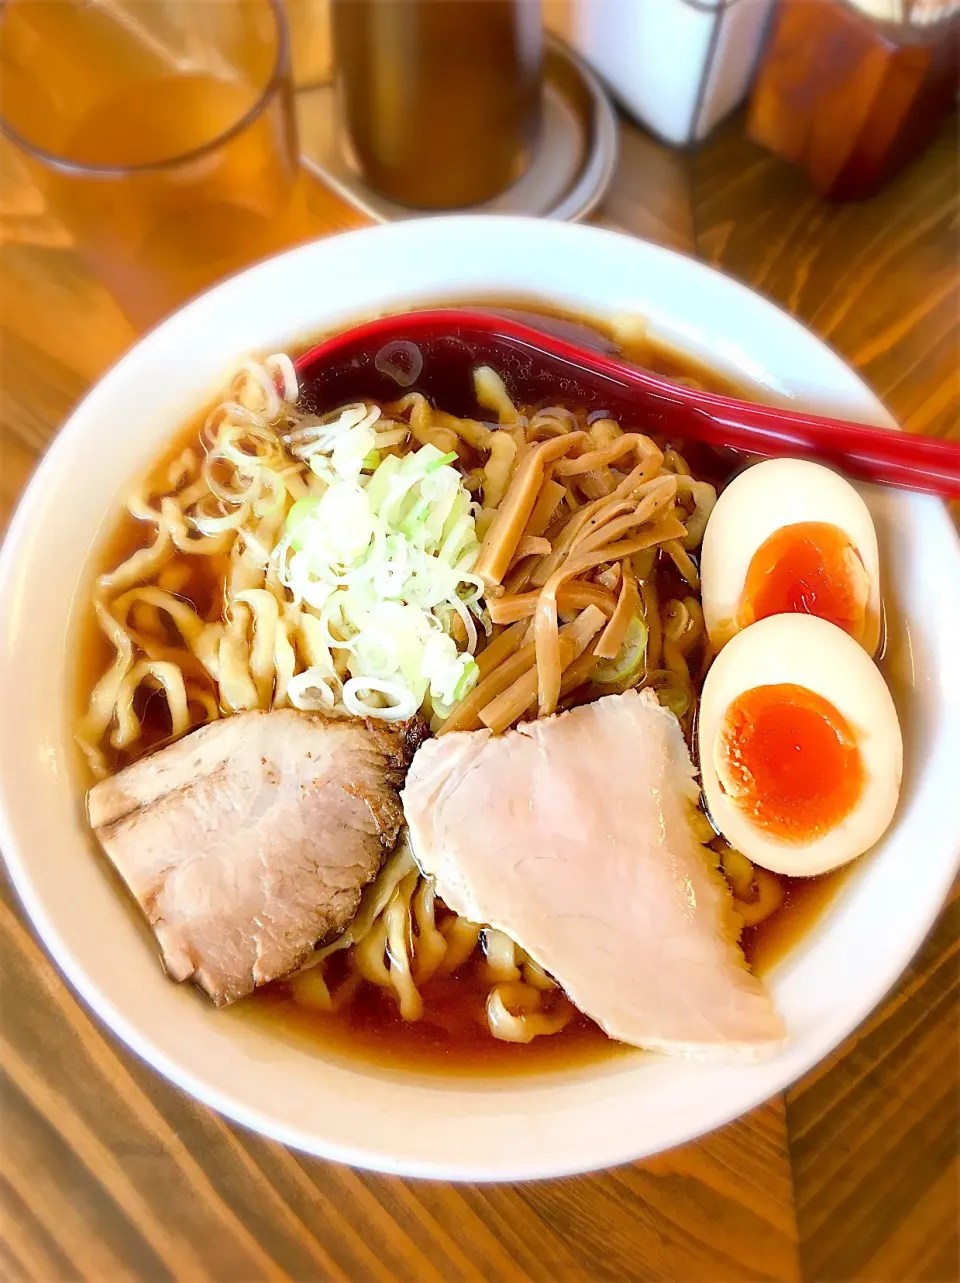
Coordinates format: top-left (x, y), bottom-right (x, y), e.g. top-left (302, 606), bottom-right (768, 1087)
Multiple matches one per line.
top-left (89, 709), bottom-right (422, 1006)
top-left (402, 690), bottom-right (784, 1059)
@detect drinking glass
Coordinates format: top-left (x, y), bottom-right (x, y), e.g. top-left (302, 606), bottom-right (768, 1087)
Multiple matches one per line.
top-left (0, 0), bottom-right (304, 328)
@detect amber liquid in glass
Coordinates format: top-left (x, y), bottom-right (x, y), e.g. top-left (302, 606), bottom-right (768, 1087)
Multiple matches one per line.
top-left (0, 0), bottom-right (307, 328)
top-left (331, 0), bottom-right (543, 209)
top-left (56, 73), bottom-right (303, 324)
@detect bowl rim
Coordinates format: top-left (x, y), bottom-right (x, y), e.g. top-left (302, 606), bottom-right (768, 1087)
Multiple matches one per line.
top-left (1, 215), bottom-right (958, 1181)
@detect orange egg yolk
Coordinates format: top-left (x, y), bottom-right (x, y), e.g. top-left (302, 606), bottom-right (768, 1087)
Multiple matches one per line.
top-left (738, 522), bottom-right (868, 642)
top-left (717, 683), bottom-right (864, 843)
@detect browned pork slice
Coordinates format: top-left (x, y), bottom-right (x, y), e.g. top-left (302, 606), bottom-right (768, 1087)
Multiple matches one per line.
top-left (402, 690), bottom-right (784, 1059)
top-left (89, 709), bottom-right (422, 1005)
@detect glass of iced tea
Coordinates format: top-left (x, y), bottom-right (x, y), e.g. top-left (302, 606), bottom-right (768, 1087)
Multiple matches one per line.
top-left (0, 0), bottom-right (304, 328)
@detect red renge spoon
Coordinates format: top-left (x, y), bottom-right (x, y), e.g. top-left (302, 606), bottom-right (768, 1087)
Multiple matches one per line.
top-left (293, 309), bottom-right (960, 499)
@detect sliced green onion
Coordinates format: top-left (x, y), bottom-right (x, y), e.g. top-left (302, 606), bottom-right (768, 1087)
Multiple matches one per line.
top-left (399, 494), bottom-right (432, 538)
top-left (453, 658), bottom-right (479, 701)
top-left (286, 496), bottom-right (322, 550)
top-left (593, 617), bottom-right (649, 686)
top-left (287, 668), bottom-right (337, 712)
top-left (276, 437), bottom-right (481, 722)
top-left (648, 672), bottom-right (691, 718)
top-left (426, 450), bottom-right (458, 472)
top-left (343, 677), bottom-right (419, 722)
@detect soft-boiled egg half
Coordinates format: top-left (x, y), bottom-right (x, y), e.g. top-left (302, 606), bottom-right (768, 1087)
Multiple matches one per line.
top-left (699, 614), bottom-right (902, 876)
top-left (700, 459), bottom-right (882, 655)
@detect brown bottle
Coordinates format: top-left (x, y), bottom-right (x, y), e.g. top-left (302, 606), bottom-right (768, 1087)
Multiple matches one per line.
top-left (749, 0), bottom-right (960, 201)
top-left (331, 0), bottom-right (543, 209)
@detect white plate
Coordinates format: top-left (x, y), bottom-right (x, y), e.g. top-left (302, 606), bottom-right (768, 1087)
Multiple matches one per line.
top-left (1, 217), bottom-right (958, 1181)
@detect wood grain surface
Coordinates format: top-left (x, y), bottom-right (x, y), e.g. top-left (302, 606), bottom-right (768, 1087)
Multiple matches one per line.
top-left (1, 67), bottom-right (957, 1283)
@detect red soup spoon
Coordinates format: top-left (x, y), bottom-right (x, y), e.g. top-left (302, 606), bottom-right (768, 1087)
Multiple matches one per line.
top-left (294, 309), bottom-right (960, 499)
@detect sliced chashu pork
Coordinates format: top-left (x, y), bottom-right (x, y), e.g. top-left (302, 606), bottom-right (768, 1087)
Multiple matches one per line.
top-left (89, 708), bottom-right (423, 1005)
top-left (402, 689), bottom-right (784, 1059)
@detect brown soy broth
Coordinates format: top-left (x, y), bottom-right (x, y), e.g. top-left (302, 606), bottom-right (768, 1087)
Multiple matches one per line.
top-left (742, 866), bottom-right (849, 974)
top-left (77, 299), bottom-right (851, 1073)
top-left (249, 956), bottom-right (615, 1075)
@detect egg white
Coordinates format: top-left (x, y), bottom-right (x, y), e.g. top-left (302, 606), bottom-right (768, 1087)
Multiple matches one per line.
top-left (698, 614), bottom-right (902, 876)
top-left (700, 458), bottom-right (882, 656)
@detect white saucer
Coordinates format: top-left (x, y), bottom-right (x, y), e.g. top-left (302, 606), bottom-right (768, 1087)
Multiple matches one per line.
top-left (297, 34), bottom-right (618, 224)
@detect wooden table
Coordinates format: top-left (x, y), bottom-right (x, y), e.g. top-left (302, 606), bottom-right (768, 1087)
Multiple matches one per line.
top-left (1, 96), bottom-right (958, 1283)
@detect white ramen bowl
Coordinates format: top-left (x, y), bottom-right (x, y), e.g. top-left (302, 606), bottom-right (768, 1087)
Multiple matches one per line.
top-left (1, 218), bottom-right (958, 1181)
